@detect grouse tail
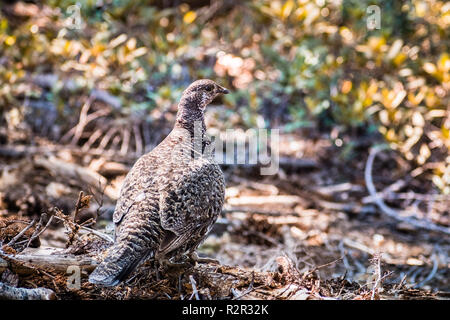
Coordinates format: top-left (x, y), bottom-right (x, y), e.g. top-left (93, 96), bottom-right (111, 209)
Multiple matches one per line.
top-left (88, 243), bottom-right (150, 287)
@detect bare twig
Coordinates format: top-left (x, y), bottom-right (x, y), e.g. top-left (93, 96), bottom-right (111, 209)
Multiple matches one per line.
top-left (315, 199), bottom-right (376, 214)
top-left (343, 238), bottom-right (375, 255)
top-left (414, 253), bottom-right (439, 289)
top-left (6, 218), bottom-right (37, 247)
top-left (365, 146), bottom-right (450, 235)
top-left (81, 128), bottom-right (103, 152)
top-left (133, 123), bottom-right (144, 156)
top-left (306, 257), bottom-right (343, 277)
top-left (394, 274), bottom-right (408, 290)
top-left (52, 214), bottom-right (113, 243)
top-left (242, 230), bottom-right (279, 246)
top-left (23, 214), bottom-right (47, 248)
top-left (363, 191), bottom-right (450, 203)
top-left (25, 216), bottom-right (54, 248)
top-left (120, 127), bottom-right (131, 156)
top-left (89, 180), bottom-right (106, 219)
top-left (370, 253), bottom-right (382, 300)
top-left (14, 213), bottom-right (53, 249)
top-left (66, 97), bottom-right (110, 145)
top-left (61, 97), bottom-right (92, 144)
top-left (189, 275), bottom-right (200, 300)
top-left (72, 191), bottom-right (84, 221)
top-left (232, 272), bottom-right (255, 300)
top-left (98, 127), bottom-right (120, 151)
top-left (311, 182), bottom-right (364, 197)
top-left (80, 225), bottom-right (113, 242)
top-left (338, 240), bottom-right (353, 279)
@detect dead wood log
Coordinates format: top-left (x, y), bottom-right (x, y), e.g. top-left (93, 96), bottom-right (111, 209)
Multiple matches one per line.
top-left (34, 155), bottom-right (119, 200)
top-left (0, 247), bottom-right (98, 275)
top-left (223, 207), bottom-right (297, 216)
top-left (227, 195), bottom-right (301, 206)
top-left (0, 282), bottom-right (56, 300)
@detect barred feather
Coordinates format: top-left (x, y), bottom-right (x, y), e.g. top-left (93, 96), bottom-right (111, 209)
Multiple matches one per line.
top-left (89, 80), bottom-right (227, 286)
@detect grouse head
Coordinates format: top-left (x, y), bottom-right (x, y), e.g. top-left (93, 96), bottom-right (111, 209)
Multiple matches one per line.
top-left (179, 79), bottom-right (229, 112)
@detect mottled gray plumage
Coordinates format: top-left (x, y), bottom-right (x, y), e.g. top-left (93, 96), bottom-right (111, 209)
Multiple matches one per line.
top-left (89, 79), bottom-right (228, 286)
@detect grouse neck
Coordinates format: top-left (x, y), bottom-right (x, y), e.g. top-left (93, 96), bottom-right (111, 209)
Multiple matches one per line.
top-left (175, 104), bottom-right (207, 136)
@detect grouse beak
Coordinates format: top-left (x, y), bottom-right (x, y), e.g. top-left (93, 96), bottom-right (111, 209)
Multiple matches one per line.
top-left (217, 86), bottom-right (229, 94)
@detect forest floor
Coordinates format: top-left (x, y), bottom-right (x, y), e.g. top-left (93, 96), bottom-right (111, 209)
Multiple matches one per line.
top-left (0, 129), bottom-right (449, 300)
top-left (0, 0), bottom-right (448, 301)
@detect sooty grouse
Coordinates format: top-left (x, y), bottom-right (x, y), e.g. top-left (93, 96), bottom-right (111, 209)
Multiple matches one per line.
top-left (89, 79), bottom-right (228, 286)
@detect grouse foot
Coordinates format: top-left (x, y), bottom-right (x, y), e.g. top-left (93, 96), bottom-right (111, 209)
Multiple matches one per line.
top-left (157, 255), bottom-right (195, 270)
top-left (189, 252), bottom-right (220, 265)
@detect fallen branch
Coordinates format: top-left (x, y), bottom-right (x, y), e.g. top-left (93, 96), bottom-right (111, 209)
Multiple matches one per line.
top-left (311, 182), bottom-right (365, 197)
top-left (364, 146), bottom-right (450, 235)
top-left (364, 192), bottom-right (450, 203)
top-left (223, 207), bottom-right (298, 217)
top-left (0, 247), bottom-right (98, 274)
top-left (227, 195), bottom-right (301, 206)
top-left (314, 199), bottom-right (376, 214)
top-left (34, 155), bottom-right (119, 200)
top-left (0, 282), bottom-right (56, 300)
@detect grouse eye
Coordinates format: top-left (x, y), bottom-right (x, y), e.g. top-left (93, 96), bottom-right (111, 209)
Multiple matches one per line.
top-left (205, 85), bottom-right (213, 92)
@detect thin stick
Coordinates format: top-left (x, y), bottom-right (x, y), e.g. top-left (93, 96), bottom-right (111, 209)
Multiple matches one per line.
top-left (6, 219), bottom-right (37, 247)
top-left (25, 213), bottom-right (47, 247)
top-left (72, 191), bottom-right (84, 221)
top-left (70, 97), bottom-right (93, 145)
top-left (133, 123), bottom-right (143, 156)
top-left (370, 253), bottom-right (382, 300)
top-left (70, 103), bottom-right (110, 145)
top-left (25, 216), bottom-right (54, 248)
top-left (81, 128), bottom-right (103, 152)
top-left (308, 257), bottom-right (343, 275)
top-left (120, 127), bottom-right (131, 156)
top-left (98, 127), bottom-right (120, 151)
top-left (189, 275), bottom-right (200, 300)
top-left (232, 271), bottom-right (255, 300)
top-left (363, 191), bottom-right (450, 203)
top-left (52, 215), bottom-right (113, 243)
top-left (365, 146), bottom-right (450, 235)
top-left (414, 253), bottom-right (439, 288)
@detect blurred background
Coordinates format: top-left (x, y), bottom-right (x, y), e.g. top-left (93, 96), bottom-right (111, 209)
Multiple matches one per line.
top-left (0, 0), bottom-right (449, 299)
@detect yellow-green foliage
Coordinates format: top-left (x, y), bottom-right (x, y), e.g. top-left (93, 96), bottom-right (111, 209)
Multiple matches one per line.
top-left (0, 0), bottom-right (448, 192)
